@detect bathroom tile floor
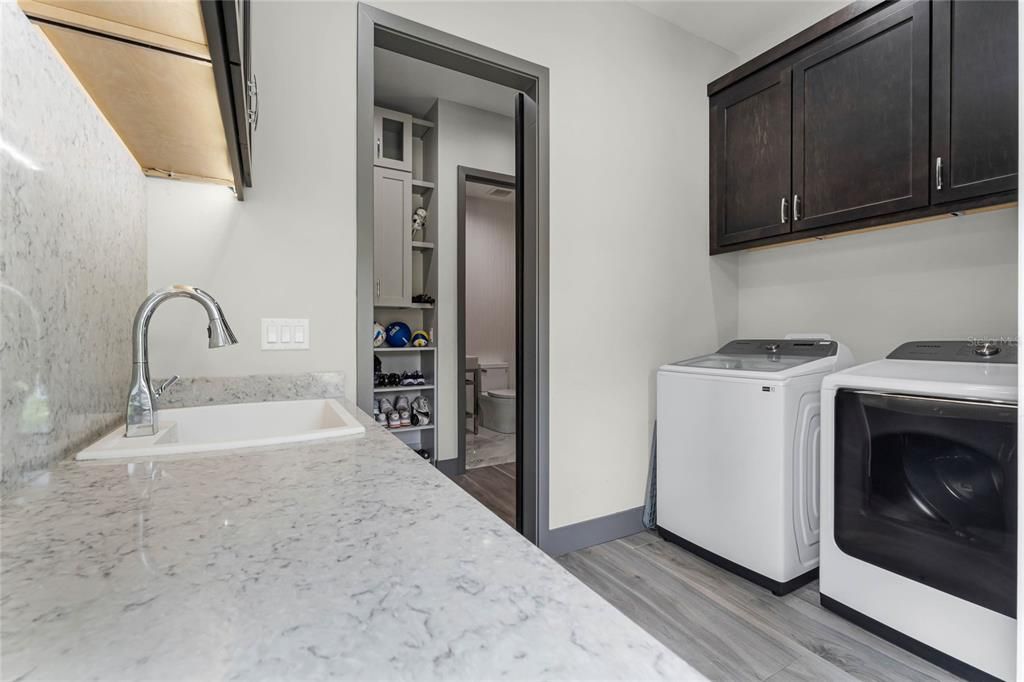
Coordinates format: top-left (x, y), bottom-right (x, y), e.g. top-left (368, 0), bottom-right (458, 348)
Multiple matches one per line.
top-left (466, 426), bottom-right (515, 469)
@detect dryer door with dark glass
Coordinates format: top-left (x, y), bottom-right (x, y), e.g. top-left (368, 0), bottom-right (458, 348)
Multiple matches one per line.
top-left (833, 389), bottom-right (1017, 617)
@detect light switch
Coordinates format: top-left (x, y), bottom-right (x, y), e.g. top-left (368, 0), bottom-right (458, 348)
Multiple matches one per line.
top-left (262, 318), bottom-right (310, 350)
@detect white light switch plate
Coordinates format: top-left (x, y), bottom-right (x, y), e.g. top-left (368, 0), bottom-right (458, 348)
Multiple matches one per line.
top-left (261, 318), bottom-right (310, 350)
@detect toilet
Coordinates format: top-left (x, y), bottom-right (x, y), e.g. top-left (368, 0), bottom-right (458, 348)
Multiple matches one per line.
top-left (478, 362), bottom-right (515, 434)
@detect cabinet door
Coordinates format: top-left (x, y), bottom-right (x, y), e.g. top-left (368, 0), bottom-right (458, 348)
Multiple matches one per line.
top-left (373, 107), bottom-right (413, 172)
top-left (373, 168), bottom-right (412, 307)
top-left (710, 69), bottom-right (792, 249)
top-left (792, 1), bottom-right (930, 232)
top-left (931, 0), bottom-right (1017, 204)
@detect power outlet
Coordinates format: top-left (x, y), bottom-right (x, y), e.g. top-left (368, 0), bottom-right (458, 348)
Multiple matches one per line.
top-left (261, 318), bottom-right (310, 350)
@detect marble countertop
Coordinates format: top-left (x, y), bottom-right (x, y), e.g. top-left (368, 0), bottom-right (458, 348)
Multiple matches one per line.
top-left (1, 399), bottom-right (701, 680)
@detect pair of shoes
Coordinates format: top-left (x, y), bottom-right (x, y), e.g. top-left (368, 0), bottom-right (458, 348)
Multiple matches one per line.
top-left (376, 397), bottom-right (411, 429)
top-left (410, 396), bottom-right (431, 426)
top-left (399, 371), bottom-right (426, 386)
top-left (412, 293), bottom-right (435, 305)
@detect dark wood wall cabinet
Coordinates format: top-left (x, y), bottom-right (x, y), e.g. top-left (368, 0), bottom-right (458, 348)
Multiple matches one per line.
top-left (201, 0), bottom-right (255, 198)
top-left (709, 0), bottom-right (1017, 254)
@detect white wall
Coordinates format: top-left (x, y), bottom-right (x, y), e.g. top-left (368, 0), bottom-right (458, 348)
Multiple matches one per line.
top-left (738, 209), bottom-right (1019, 361)
top-left (465, 194), bottom-right (516, 385)
top-left (144, 1), bottom-right (738, 530)
top-left (432, 100), bottom-right (516, 462)
top-left (379, 2), bottom-right (739, 527)
top-left (146, 1), bottom-right (356, 383)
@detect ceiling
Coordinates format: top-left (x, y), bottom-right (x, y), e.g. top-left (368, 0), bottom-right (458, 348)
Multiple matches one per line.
top-left (632, 1), bottom-right (848, 61)
top-left (374, 48), bottom-right (518, 119)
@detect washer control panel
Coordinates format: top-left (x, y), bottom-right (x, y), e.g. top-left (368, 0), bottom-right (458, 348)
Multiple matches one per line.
top-left (887, 340), bottom-right (1018, 364)
top-left (717, 339), bottom-right (838, 358)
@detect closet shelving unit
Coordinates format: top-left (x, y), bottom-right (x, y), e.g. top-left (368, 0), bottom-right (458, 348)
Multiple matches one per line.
top-left (372, 105), bottom-right (439, 463)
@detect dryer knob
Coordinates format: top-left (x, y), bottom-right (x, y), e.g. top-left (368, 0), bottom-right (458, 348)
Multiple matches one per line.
top-left (974, 342), bottom-right (1001, 357)
top-left (765, 343), bottom-right (780, 353)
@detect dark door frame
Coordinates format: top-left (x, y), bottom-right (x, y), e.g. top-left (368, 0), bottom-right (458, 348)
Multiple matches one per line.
top-left (356, 5), bottom-right (551, 549)
top-left (456, 167), bottom-right (517, 516)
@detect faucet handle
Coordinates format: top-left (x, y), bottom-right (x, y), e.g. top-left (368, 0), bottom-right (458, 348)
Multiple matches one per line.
top-left (155, 375), bottom-right (180, 398)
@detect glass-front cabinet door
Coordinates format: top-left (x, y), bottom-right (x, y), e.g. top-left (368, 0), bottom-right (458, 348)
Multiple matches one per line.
top-left (373, 107), bottom-right (413, 172)
top-left (834, 389), bottom-right (1017, 617)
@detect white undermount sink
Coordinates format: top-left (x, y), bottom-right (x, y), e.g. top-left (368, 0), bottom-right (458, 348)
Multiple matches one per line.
top-left (77, 399), bottom-right (366, 461)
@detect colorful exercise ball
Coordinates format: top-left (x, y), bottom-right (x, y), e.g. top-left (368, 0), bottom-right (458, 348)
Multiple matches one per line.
top-left (411, 330), bottom-right (430, 347)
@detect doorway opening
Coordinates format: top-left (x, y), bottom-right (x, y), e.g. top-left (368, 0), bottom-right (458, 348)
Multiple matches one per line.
top-left (356, 5), bottom-right (550, 547)
top-left (455, 169), bottom-right (518, 528)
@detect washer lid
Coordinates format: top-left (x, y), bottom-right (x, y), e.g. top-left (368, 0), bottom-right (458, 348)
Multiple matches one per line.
top-left (670, 339), bottom-right (839, 374)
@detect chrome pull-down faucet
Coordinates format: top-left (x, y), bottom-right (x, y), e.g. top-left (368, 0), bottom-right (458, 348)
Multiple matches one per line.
top-left (125, 285), bottom-right (237, 437)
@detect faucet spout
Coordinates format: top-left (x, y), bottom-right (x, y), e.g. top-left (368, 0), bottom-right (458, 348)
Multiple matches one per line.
top-left (126, 285), bottom-right (236, 437)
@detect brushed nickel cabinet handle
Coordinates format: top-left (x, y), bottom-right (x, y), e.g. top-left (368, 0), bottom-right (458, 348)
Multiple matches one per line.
top-left (376, 138), bottom-right (381, 159)
top-left (375, 279), bottom-right (381, 298)
top-left (780, 196), bottom-right (789, 224)
top-left (793, 194), bottom-right (801, 221)
top-left (936, 157), bottom-right (943, 191)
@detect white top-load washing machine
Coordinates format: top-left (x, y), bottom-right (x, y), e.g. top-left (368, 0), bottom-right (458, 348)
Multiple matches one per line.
top-left (656, 335), bottom-right (854, 594)
top-left (820, 340), bottom-right (1017, 681)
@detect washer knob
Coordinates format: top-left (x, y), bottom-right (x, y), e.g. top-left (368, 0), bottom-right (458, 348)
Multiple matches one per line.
top-left (765, 343), bottom-right (780, 353)
top-left (974, 342), bottom-right (1001, 357)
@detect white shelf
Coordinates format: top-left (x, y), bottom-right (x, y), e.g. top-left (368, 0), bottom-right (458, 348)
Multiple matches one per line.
top-left (412, 118), bottom-right (434, 137)
top-left (375, 302), bottom-right (434, 309)
top-left (411, 180), bottom-right (435, 195)
top-left (374, 384), bottom-right (435, 393)
top-left (388, 424), bottom-right (435, 434)
top-left (374, 346), bottom-right (435, 352)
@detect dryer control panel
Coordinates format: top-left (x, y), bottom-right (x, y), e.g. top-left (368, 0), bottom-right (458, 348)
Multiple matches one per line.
top-left (887, 340), bottom-right (1018, 364)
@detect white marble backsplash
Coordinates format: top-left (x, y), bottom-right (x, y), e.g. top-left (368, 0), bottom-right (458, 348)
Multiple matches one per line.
top-left (0, 3), bottom-right (146, 487)
top-left (156, 372), bottom-right (346, 409)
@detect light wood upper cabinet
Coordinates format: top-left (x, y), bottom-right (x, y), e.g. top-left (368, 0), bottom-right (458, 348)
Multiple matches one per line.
top-left (20, 0), bottom-right (209, 57)
top-left (38, 22), bottom-right (232, 184)
top-left (19, 0), bottom-right (253, 198)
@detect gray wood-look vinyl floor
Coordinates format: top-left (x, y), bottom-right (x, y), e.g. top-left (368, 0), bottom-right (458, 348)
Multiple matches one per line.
top-left (557, 532), bottom-right (963, 682)
top-left (452, 462), bottom-right (516, 528)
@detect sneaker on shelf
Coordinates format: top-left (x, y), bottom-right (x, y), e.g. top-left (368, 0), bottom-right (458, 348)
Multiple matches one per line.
top-left (412, 371), bottom-right (427, 386)
top-left (415, 449), bottom-right (431, 460)
top-left (373, 399), bottom-right (381, 416)
top-left (395, 396), bottom-right (410, 412)
top-left (374, 372), bottom-right (385, 388)
top-left (412, 293), bottom-right (435, 305)
top-left (388, 411), bottom-right (402, 429)
top-left (388, 372), bottom-right (401, 387)
top-left (375, 412), bottom-right (388, 427)
top-left (399, 371), bottom-right (417, 386)
top-left (411, 396), bottom-right (431, 426)
top-left (398, 408), bottom-right (412, 427)
top-left (379, 397), bottom-right (394, 415)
